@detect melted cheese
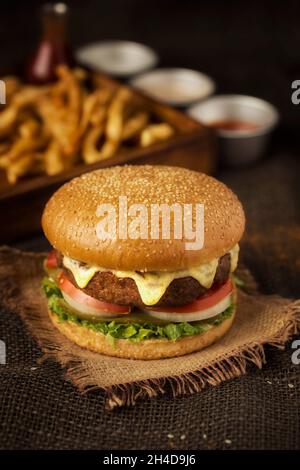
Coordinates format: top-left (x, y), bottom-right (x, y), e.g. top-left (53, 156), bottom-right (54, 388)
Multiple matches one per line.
top-left (229, 244), bottom-right (239, 273)
top-left (63, 257), bottom-right (99, 290)
top-left (63, 244), bottom-right (239, 306)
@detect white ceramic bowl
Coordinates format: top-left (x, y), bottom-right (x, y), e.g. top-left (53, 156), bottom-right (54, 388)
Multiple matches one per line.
top-left (76, 40), bottom-right (159, 77)
top-left (188, 95), bottom-right (279, 166)
top-left (130, 68), bottom-right (216, 106)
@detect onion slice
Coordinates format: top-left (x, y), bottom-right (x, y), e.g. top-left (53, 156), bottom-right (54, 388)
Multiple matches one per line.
top-left (61, 290), bottom-right (123, 320)
top-left (145, 293), bottom-right (232, 323)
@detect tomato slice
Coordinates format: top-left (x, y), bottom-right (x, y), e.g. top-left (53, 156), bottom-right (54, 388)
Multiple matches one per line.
top-left (46, 250), bottom-right (58, 269)
top-left (58, 272), bottom-right (131, 315)
top-left (152, 278), bottom-right (233, 313)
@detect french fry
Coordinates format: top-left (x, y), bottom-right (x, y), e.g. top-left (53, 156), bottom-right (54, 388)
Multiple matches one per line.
top-left (83, 124), bottom-right (118, 163)
top-left (38, 99), bottom-right (70, 149)
top-left (2, 76), bottom-right (21, 103)
top-left (122, 112), bottom-right (149, 141)
top-left (140, 123), bottom-right (174, 147)
top-left (44, 140), bottom-right (65, 175)
top-left (12, 85), bottom-right (50, 108)
top-left (79, 92), bottom-right (100, 135)
top-left (78, 89), bottom-right (110, 132)
top-left (82, 125), bottom-right (105, 164)
top-left (0, 106), bottom-right (19, 138)
top-left (106, 88), bottom-right (132, 142)
top-left (19, 118), bottom-right (40, 139)
top-left (97, 87), bottom-right (113, 106)
top-left (89, 89), bottom-right (112, 126)
top-left (50, 66), bottom-right (83, 160)
top-left (100, 139), bottom-right (119, 159)
top-left (70, 88), bottom-right (112, 151)
top-left (0, 154), bottom-right (9, 168)
top-left (6, 153), bottom-right (36, 184)
top-left (73, 67), bottom-right (88, 82)
top-left (0, 85), bottom-right (49, 138)
top-left (90, 107), bottom-right (107, 126)
top-left (0, 66), bottom-right (175, 185)
top-left (1, 126), bottom-right (48, 165)
top-left (56, 66), bottom-right (82, 127)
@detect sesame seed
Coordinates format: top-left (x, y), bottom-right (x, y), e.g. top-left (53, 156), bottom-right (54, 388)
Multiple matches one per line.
top-left (43, 165), bottom-right (244, 269)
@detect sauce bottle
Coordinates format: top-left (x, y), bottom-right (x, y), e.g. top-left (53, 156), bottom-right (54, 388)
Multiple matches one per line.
top-left (26, 2), bottom-right (74, 84)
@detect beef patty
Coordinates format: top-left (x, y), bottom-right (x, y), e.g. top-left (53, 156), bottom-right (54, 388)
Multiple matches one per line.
top-left (57, 251), bottom-right (231, 308)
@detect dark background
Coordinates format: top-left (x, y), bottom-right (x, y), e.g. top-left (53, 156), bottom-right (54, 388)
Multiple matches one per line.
top-left (1, 0), bottom-right (300, 137)
top-left (1, 0), bottom-right (300, 450)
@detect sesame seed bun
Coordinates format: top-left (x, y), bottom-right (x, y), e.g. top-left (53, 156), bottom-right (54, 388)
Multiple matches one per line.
top-left (42, 165), bottom-right (245, 271)
top-left (48, 304), bottom-right (236, 360)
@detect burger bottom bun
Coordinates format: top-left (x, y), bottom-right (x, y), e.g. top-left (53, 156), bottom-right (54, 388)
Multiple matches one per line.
top-left (48, 305), bottom-right (236, 360)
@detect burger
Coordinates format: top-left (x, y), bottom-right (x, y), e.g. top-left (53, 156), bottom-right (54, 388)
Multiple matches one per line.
top-left (41, 165), bottom-right (245, 359)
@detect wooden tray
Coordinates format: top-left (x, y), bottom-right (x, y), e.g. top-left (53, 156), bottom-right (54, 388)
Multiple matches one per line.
top-left (0, 73), bottom-right (215, 243)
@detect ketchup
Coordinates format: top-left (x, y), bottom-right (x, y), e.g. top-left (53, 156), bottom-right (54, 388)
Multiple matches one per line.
top-left (208, 120), bottom-right (259, 131)
top-left (26, 3), bottom-right (74, 84)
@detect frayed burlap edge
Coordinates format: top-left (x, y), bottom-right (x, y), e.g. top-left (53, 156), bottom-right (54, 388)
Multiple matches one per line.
top-left (71, 301), bottom-right (300, 409)
top-left (1, 246), bottom-right (300, 410)
top-left (19, 296), bottom-right (300, 410)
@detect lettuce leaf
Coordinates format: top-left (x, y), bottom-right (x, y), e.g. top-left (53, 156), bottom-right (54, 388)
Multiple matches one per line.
top-left (42, 277), bottom-right (63, 298)
top-left (232, 273), bottom-right (245, 288)
top-left (42, 277), bottom-right (234, 342)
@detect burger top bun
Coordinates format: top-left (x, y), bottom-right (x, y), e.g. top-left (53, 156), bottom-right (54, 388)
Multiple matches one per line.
top-left (42, 165), bottom-right (245, 271)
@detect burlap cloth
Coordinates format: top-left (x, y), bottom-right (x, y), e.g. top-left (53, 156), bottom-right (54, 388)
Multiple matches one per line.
top-left (1, 246), bottom-right (299, 410)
